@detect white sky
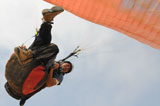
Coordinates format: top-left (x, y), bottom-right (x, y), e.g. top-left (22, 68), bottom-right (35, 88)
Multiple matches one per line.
top-left (0, 0), bottom-right (160, 106)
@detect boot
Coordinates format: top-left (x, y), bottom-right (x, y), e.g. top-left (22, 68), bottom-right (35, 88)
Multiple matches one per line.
top-left (42, 6), bottom-right (64, 22)
top-left (14, 47), bottom-right (33, 65)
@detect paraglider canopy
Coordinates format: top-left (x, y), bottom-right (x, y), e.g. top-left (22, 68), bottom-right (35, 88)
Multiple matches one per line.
top-left (45, 0), bottom-right (160, 49)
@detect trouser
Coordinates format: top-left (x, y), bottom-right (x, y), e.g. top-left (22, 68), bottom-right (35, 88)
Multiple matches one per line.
top-left (29, 22), bottom-right (52, 50)
top-left (29, 22), bottom-right (59, 66)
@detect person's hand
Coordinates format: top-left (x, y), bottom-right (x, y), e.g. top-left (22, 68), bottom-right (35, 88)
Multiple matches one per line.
top-left (53, 62), bottom-right (60, 70)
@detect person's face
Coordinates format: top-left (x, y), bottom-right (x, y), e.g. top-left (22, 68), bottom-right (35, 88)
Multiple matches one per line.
top-left (60, 63), bottom-right (71, 73)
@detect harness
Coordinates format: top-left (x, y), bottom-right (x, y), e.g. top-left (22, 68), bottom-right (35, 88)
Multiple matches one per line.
top-left (5, 46), bottom-right (81, 106)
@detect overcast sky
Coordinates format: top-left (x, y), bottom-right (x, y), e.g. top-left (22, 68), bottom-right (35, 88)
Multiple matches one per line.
top-left (0, 0), bottom-right (160, 106)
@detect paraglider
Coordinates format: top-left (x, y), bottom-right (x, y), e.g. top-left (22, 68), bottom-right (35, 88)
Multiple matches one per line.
top-left (5, 6), bottom-right (75, 106)
top-left (45, 0), bottom-right (160, 49)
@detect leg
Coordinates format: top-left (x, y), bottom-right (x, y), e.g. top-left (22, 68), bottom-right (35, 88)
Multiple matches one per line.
top-left (14, 6), bottom-right (64, 64)
top-left (29, 6), bottom-right (64, 50)
top-left (28, 22), bottom-right (52, 50)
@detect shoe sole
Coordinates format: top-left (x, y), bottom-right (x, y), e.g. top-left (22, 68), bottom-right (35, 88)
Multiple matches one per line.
top-left (42, 6), bottom-right (64, 15)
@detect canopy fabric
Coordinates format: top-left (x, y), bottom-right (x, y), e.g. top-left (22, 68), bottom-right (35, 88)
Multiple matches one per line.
top-left (45, 0), bottom-right (160, 49)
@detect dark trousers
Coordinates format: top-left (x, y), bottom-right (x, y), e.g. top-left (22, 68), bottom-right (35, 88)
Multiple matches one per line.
top-left (29, 22), bottom-right (59, 65)
top-left (29, 22), bottom-right (52, 50)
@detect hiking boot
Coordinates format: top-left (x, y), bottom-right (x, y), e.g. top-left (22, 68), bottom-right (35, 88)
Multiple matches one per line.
top-left (14, 47), bottom-right (33, 65)
top-left (42, 6), bottom-right (64, 22)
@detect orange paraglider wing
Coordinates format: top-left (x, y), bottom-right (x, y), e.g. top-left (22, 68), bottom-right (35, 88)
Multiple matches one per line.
top-left (44, 0), bottom-right (160, 49)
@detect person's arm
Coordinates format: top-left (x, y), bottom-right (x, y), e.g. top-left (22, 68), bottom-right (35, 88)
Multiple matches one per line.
top-left (46, 62), bottom-right (59, 87)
